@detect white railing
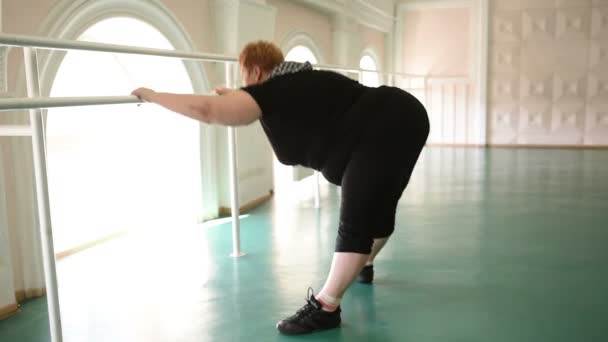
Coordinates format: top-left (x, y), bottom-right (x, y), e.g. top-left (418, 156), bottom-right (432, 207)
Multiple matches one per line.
top-left (0, 95), bottom-right (139, 111)
top-left (425, 77), bottom-right (476, 145)
top-left (0, 32), bottom-right (425, 342)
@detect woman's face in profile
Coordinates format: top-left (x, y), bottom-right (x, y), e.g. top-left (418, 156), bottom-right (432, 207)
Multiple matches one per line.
top-left (241, 65), bottom-right (262, 86)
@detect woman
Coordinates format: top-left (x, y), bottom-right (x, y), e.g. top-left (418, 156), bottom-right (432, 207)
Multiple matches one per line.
top-left (132, 40), bottom-right (429, 335)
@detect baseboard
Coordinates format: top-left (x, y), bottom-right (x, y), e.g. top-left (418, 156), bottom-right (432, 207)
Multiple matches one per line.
top-left (427, 143), bottom-right (608, 150)
top-left (56, 230), bottom-right (128, 260)
top-left (219, 191), bottom-right (274, 216)
top-left (489, 144), bottom-right (608, 150)
top-left (427, 143), bottom-right (487, 147)
top-left (0, 303), bottom-right (19, 320)
top-left (15, 288), bottom-right (46, 302)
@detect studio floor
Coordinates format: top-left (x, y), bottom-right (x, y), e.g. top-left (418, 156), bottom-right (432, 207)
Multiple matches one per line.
top-left (1, 147), bottom-right (607, 342)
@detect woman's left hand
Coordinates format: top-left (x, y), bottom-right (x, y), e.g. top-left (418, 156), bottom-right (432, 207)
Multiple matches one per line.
top-left (131, 87), bottom-right (157, 102)
top-left (214, 87), bottom-right (234, 96)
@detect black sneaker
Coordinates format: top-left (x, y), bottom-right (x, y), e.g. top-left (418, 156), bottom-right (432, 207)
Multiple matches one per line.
top-left (276, 288), bottom-right (341, 335)
top-left (357, 265), bottom-right (374, 284)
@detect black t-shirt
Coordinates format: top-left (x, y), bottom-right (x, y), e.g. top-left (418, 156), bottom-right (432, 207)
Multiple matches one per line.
top-left (242, 70), bottom-right (369, 184)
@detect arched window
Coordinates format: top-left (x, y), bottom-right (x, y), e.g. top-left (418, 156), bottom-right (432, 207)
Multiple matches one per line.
top-left (360, 54), bottom-right (380, 87)
top-left (285, 45), bottom-right (318, 64)
top-left (47, 17), bottom-right (202, 251)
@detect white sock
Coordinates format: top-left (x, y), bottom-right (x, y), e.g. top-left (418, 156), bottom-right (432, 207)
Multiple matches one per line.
top-left (318, 293), bottom-right (341, 308)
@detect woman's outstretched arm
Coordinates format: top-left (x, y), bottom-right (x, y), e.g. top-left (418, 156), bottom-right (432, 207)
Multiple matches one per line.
top-left (131, 87), bottom-right (262, 126)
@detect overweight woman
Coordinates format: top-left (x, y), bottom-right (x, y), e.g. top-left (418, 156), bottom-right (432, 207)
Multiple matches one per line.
top-left (132, 40), bottom-right (429, 335)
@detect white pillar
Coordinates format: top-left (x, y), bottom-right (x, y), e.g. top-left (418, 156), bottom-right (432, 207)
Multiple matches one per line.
top-left (0, 0), bottom-right (6, 93)
top-left (384, 31), bottom-right (395, 86)
top-left (332, 14), bottom-right (358, 67)
top-left (24, 48), bottom-right (63, 342)
top-left (209, 0), bottom-right (277, 255)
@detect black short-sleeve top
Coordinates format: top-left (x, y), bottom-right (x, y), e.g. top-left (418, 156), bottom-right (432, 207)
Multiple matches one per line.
top-left (241, 67), bottom-right (370, 184)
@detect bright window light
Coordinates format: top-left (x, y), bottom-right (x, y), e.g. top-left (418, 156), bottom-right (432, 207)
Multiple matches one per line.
top-left (47, 17), bottom-right (202, 252)
top-left (360, 55), bottom-right (380, 87)
top-left (285, 45), bottom-right (318, 64)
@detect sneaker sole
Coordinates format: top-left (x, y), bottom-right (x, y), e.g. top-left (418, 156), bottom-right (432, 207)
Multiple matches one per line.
top-left (277, 321), bottom-right (341, 335)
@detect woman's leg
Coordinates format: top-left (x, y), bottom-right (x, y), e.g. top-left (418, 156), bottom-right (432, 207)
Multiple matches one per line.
top-left (356, 237), bottom-right (389, 284)
top-left (316, 252), bottom-right (370, 309)
top-left (367, 237), bottom-right (390, 265)
top-left (316, 123), bottom-right (405, 307)
top-left (277, 87), bottom-right (429, 334)
top-left (277, 126), bottom-right (399, 334)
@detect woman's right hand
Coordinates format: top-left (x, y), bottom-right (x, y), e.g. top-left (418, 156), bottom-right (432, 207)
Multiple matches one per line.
top-left (131, 87), bottom-right (157, 102)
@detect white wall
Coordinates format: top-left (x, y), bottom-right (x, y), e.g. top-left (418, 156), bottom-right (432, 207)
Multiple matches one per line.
top-left (359, 24), bottom-right (386, 68)
top-left (211, 0), bottom-right (276, 209)
top-left (269, 0), bottom-right (334, 63)
top-left (400, 7), bottom-right (471, 76)
top-left (217, 0), bottom-right (277, 208)
top-left (396, 1), bottom-right (485, 145)
top-left (235, 1), bottom-right (276, 205)
top-left (488, 0), bottom-right (608, 146)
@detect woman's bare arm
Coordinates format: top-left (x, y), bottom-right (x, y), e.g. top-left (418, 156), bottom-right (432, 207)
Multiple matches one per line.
top-left (131, 87), bottom-right (262, 126)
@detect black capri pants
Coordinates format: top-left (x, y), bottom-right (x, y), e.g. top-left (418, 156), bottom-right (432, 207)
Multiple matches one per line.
top-left (334, 86), bottom-right (430, 254)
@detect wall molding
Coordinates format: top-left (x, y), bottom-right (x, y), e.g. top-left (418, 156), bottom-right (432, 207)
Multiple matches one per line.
top-left (14, 288), bottom-right (46, 302)
top-left (488, 144), bottom-right (608, 150)
top-left (428, 143), bottom-right (487, 148)
top-left (31, 0), bottom-right (209, 97)
top-left (427, 144), bottom-right (608, 150)
top-left (398, 0), bottom-right (472, 11)
top-left (296, 0), bottom-right (396, 33)
top-left (56, 231), bottom-right (128, 260)
top-left (280, 31), bottom-right (327, 64)
top-left (219, 191), bottom-right (273, 216)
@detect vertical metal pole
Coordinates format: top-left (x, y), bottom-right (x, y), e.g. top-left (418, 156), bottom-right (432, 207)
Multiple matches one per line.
top-left (441, 83), bottom-right (445, 143)
top-left (313, 171), bottom-right (320, 209)
top-left (225, 62), bottom-right (243, 257)
top-left (23, 48), bottom-right (63, 342)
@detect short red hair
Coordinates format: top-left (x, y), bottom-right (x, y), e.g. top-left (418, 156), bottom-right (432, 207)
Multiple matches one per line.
top-left (239, 40), bottom-right (284, 74)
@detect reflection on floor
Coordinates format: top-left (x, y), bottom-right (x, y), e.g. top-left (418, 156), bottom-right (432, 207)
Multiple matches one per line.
top-left (1, 147), bottom-right (607, 342)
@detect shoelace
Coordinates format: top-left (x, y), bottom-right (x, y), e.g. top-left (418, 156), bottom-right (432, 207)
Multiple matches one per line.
top-left (295, 287), bottom-right (319, 318)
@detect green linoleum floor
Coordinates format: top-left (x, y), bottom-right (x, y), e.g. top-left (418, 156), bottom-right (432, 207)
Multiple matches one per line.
top-left (1, 147), bottom-right (607, 341)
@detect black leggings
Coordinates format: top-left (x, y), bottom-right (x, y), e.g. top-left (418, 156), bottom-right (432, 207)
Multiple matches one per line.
top-left (334, 86), bottom-right (429, 254)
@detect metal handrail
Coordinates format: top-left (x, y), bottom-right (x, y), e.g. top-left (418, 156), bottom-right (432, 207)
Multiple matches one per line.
top-left (0, 95), bottom-right (140, 111)
top-left (0, 33), bottom-right (423, 77)
top-left (0, 33), bottom-right (236, 62)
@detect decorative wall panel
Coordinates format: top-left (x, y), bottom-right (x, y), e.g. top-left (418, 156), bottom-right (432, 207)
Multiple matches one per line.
top-left (489, 0), bottom-right (608, 146)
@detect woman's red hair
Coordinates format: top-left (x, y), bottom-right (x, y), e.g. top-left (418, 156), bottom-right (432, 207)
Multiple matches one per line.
top-left (239, 40), bottom-right (284, 73)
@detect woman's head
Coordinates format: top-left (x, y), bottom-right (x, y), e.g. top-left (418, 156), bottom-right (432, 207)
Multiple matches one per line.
top-left (239, 40), bottom-right (284, 86)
